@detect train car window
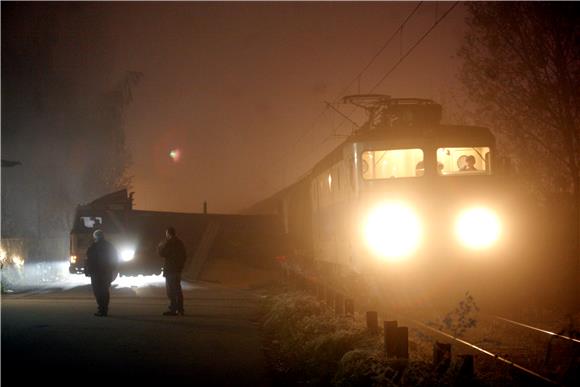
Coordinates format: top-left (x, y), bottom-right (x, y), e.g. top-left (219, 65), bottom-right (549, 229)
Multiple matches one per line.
top-left (361, 149), bottom-right (424, 179)
top-left (436, 147), bottom-right (491, 175)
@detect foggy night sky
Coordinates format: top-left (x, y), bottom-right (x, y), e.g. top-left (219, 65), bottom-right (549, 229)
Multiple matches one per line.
top-left (4, 2), bottom-right (468, 214)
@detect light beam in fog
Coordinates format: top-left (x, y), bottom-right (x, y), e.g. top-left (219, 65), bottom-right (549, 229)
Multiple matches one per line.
top-left (364, 202), bottom-right (422, 260)
top-left (455, 207), bottom-right (501, 249)
top-left (0, 261), bottom-right (191, 291)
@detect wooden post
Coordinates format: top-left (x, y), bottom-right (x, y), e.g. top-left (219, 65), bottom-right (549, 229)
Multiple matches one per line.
top-left (326, 289), bottom-right (334, 307)
top-left (384, 321), bottom-right (398, 357)
top-left (317, 284), bottom-right (325, 301)
top-left (307, 278), bottom-right (315, 294)
top-left (366, 311), bottom-right (379, 334)
top-left (458, 354), bottom-right (474, 378)
top-left (345, 299), bottom-right (354, 317)
top-left (334, 293), bottom-right (344, 316)
top-left (395, 327), bottom-right (409, 359)
top-left (433, 342), bottom-right (451, 372)
top-left (297, 273), bottom-right (305, 289)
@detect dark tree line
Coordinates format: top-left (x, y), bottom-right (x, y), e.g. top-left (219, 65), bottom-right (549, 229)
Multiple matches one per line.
top-left (459, 2), bottom-right (580, 302)
top-left (460, 2), bottom-right (579, 200)
top-left (1, 4), bottom-right (140, 245)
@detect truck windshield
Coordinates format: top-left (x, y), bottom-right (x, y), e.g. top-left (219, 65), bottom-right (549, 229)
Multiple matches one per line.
top-left (361, 148), bottom-right (424, 179)
top-left (72, 211), bottom-right (122, 234)
top-left (436, 147), bottom-right (491, 175)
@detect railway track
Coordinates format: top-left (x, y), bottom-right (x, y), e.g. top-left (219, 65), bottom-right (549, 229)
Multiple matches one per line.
top-left (285, 268), bottom-right (579, 385)
top-left (389, 307), bottom-right (579, 385)
top-left (493, 315), bottom-right (580, 344)
top-left (402, 316), bottom-right (562, 385)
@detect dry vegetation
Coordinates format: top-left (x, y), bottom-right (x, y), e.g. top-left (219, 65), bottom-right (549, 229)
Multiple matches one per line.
top-left (260, 290), bottom-right (538, 386)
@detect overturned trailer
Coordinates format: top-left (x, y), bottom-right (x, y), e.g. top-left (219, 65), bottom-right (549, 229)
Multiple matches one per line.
top-left (69, 190), bottom-right (282, 278)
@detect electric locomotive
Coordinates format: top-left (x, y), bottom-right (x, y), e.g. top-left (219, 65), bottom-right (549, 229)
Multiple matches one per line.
top-left (249, 95), bottom-right (512, 281)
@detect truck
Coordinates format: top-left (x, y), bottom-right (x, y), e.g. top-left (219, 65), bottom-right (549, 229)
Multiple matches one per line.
top-left (69, 189), bottom-right (281, 278)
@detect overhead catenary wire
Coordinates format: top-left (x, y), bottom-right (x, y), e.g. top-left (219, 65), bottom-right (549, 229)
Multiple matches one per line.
top-left (276, 2), bottom-right (457, 187)
top-left (277, 2), bottom-right (426, 163)
top-left (332, 1), bottom-right (424, 104)
top-left (369, 1), bottom-right (459, 93)
top-left (321, 2), bottom-right (425, 138)
top-left (320, 1), bottom-right (460, 143)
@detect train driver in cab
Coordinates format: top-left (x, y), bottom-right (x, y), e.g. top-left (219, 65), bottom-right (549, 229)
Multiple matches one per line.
top-left (458, 155), bottom-right (478, 172)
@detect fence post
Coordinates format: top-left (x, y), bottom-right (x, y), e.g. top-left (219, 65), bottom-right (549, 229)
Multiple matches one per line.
top-left (345, 299), bottom-right (354, 317)
top-left (325, 288), bottom-right (334, 307)
top-left (458, 354), bottom-right (474, 378)
top-left (317, 284), bottom-right (325, 301)
top-left (384, 321), bottom-right (398, 357)
top-left (395, 327), bottom-right (409, 359)
top-left (307, 278), bottom-right (315, 294)
top-left (297, 272), bottom-right (305, 289)
top-left (366, 311), bottom-right (379, 334)
top-left (433, 342), bottom-right (451, 373)
top-left (334, 293), bottom-right (344, 316)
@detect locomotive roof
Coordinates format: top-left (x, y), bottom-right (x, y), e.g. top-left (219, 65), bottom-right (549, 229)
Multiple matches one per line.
top-left (349, 124), bottom-right (494, 143)
top-left (311, 124), bottom-right (495, 176)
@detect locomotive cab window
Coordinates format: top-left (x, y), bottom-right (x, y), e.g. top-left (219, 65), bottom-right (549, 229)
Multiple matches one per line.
top-left (436, 147), bottom-right (491, 175)
top-left (362, 148), bottom-right (424, 179)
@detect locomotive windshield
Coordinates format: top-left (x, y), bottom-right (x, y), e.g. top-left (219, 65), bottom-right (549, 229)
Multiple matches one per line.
top-left (362, 148), bottom-right (424, 179)
top-left (360, 146), bottom-right (492, 179)
top-left (436, 146), bottom-right (491, 175)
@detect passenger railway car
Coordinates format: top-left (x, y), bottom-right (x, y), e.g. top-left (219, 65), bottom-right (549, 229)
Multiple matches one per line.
top-left (249, 96), bottom-right (512, 279)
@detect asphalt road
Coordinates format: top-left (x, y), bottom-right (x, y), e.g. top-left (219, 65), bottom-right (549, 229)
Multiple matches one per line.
top-left (1, 281), bottom-right (271, 386)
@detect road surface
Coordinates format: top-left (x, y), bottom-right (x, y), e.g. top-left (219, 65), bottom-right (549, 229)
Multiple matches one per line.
top-left (2, 280), bottom-right (271, 386)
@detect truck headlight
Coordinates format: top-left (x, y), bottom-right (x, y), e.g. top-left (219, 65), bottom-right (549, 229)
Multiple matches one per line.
top-left (11, 255), bottom-right (24, 267)
top-left (364, 202), bottom-right (422, 260)
top-left (120, 248), bottom-right (136, 262)
top-left (455, 207), bottom-right (501, 249)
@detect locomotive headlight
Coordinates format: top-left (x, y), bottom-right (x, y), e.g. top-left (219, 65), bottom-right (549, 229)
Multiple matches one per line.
top-left (364, 202), bottom-right (422, 260)
top-left (70, 255), bottom-right (77, 264)
top-left (455, 207), bottom-right (501, 249)
top-left (120, 248), bottom-right (136, 262)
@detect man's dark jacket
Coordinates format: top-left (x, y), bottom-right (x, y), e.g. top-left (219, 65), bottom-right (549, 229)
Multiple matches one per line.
top-left (86, 239), bottom-right (118, 280)
top-left (158, 236), bottom-right (187, 276)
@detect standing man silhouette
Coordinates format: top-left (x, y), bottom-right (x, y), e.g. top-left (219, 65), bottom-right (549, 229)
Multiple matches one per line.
top-left (86, 229), bottom-right (118, 317)
top-left (158, 227), bottom-right (186, 316)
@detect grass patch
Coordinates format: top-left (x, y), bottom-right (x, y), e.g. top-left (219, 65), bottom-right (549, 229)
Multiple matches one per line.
top-left (262, 290), bottom-right (543, 386)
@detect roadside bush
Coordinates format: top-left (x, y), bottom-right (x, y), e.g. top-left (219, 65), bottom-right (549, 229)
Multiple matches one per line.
top-left (263, 291), bottom-right (369, 383)
top-left (334, 350), bottom-right (463, 387)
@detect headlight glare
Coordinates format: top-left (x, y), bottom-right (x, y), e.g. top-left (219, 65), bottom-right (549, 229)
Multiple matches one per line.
top-left (455, 207), bottom-right (501, 249)
top-left (364, 202), bottom-right (421, 260)
top-left (120, 248), bottom-right (136, 262)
